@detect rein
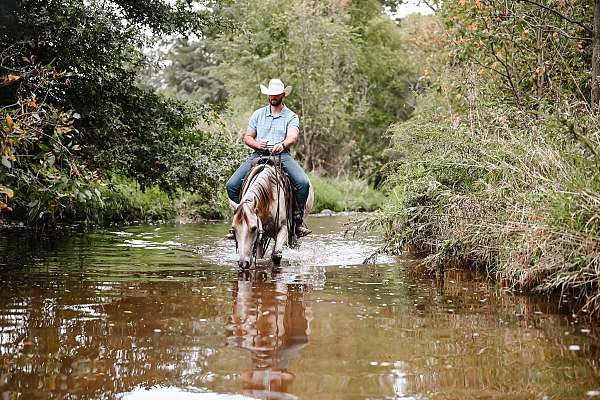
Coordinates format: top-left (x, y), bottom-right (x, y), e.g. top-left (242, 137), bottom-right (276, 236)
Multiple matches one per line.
top-left (234, 152), bottom-right (287, 267)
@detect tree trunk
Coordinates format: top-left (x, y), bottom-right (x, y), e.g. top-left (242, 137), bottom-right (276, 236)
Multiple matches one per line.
top-left (536, 9), bottom-right (546, 107)
top-left (593, 0), bottom-right (600, 112)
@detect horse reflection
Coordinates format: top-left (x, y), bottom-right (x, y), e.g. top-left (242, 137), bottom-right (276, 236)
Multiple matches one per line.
top-left (226, 269), bottom-right (312, 399)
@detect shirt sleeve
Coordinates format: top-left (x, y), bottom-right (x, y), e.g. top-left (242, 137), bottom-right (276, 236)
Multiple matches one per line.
top-left (288, 114), bottom-right (300, 132)
top-left (247, 110), bottom-right (259, 132)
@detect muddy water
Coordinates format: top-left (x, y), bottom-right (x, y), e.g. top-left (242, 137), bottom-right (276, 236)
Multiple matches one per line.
top-left (0, 216), bottom-right (599, 400)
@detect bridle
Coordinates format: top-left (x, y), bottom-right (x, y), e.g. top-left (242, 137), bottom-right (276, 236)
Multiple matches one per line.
top-left (233, 155), bottom-right (282, 267)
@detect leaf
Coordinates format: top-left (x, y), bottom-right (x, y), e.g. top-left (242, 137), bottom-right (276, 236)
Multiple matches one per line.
top-left (1, 156), bottom-right (12, 169)
top-left (0, 74), bottom-right (21, 86)
top-left (5, 116), bottom-right (14, 131)
top-left (71, 144), bottom-right (81, 151)
top-left (55, 126), bottom-right (73, 135)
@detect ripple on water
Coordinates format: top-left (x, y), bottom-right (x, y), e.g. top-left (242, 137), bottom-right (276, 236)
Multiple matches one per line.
top-left (0, 216), bottom-right (599, 400)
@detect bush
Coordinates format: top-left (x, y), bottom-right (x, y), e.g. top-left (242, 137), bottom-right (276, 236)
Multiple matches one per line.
top-left (97, 176), bottom-right (176, 223)
top-left (309, 173), bottom-right (385, 213)
top-left (375, 91), bottom-right (600, 312)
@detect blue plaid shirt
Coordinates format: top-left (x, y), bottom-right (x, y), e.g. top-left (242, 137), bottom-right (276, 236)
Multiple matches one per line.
top-left (247, 105), bottom-right (300, 145)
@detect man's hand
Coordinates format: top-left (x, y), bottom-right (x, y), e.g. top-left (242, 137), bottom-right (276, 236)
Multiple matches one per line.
top-left (272, 143), bottom-right (285, 154)
top-left (255, 140), bottom-right (268, 150)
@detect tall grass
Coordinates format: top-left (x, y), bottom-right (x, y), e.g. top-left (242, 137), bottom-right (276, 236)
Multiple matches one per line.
top-left (87, 176), bottom-right (229, 224)
top-left (308, 173), bottom-right (385, 213)
top-left (374, 89), bottom-right (600, 313)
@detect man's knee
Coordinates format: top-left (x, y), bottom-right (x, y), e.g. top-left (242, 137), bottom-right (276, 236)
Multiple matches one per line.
top-left (226, 175), bottom-right (241, 200)
top-left (296, 173), bottom-right (310, 191)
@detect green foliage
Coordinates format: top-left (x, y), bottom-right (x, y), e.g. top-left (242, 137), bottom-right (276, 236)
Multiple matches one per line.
top-left (0, 0), bottom-right (238, 225)
top-left (99, 175), bottom-right (177, 223)
top-left (147, 0), bottom-right (415, 175)
top-left (350, 8), bottom-right (415, 177)
top-left (0, 54), bottom-right (102, 223)
top-left (374, 6), bottom-right (600, 312)
top-left (441, 0), bottom-right (594, 109)
top-left (309, 173), bottom-right (385, 213)
top-left (141, 38), bottom-right (228, 106)
top-left (177, 190), bottom-right (230, 220)
top-left (212, 0), bottom-right (361, 171)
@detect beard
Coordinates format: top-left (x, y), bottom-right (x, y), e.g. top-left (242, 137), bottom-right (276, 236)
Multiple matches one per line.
top-left (269, 97), bottom-right (283, 106)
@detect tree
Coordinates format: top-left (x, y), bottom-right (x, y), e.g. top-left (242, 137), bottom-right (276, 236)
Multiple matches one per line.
top-left (212, 0), bottom-right (361, 171)
top-left (442, 0), bottom-right (597, 111)
top-left (141, 38), bottom-right (228, 106)
top-left (0, 0), bottom-right (232, 223)
top-left (202, 0), bottom-right (415, 173)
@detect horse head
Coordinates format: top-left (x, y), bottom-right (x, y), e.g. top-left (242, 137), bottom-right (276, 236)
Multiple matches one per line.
top-left (231, 200), bottom-right (262, 269)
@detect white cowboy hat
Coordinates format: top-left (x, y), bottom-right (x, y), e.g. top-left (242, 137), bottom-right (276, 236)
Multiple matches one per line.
top-left (260, 79), bottom-right (292, 96)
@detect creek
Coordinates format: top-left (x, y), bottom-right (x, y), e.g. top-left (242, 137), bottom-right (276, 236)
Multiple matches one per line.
top-left (0, 215), bottom-right (598, 399)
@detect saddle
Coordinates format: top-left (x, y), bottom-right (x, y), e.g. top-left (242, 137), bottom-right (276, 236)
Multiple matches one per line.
top-left (251, 155), bottom-right (282, 168)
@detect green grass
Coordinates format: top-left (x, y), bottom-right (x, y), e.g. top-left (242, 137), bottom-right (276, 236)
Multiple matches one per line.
top-left (308, 173), bottom-right (385, 213)
top-left (373, 89), bottom-right (600, 314)
top-left (98, 176), bottom-right (177, 223)
top-left (96, 175), bottom-right (231, 224)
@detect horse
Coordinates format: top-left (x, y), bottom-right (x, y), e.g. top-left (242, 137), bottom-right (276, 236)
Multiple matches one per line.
top-left (230, 158), bottom-right (314, 269)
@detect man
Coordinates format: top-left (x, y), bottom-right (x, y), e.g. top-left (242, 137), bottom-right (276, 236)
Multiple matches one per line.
top-left (226, 78), bottom-right (311, 237)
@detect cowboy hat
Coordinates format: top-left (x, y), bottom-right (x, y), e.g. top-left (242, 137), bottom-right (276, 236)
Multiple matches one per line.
top-left (260, 79), bottom-right (292, 96)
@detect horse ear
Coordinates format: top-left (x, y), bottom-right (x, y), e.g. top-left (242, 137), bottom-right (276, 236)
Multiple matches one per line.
top-left (228, 199), bottom-right (238, 210)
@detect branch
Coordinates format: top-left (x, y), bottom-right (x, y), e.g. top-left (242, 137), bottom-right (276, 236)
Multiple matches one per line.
top-left (490, 41), bottom-right (523, 107)
top-left (418, 0), bottom-right (439, 13)
top-left (507, 11), bottom-right (593, 41)
top-left (538, 25), bottom-right (592, 42)
top-left (466, 54), bottom-right (510, 80)
top-left (516, 0), bottom-right (593, 34)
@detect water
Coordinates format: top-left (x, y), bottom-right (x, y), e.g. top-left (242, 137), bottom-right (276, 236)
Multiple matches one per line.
top-left (0, 216), bottom-right (599, 399)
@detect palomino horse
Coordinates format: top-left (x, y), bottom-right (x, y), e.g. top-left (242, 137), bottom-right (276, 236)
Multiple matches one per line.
top-left (230, 158), bottom-right (313, 269)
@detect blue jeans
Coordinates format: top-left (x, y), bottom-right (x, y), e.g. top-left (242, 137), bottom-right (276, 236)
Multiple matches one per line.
top-left (226, 151), bottom-right (310, 217)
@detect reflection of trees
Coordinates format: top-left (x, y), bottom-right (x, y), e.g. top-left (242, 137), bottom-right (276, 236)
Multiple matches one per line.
top-left (0, 277), bottom-right (226, 400)
top-left (226, 270), bottom-right (312, 399)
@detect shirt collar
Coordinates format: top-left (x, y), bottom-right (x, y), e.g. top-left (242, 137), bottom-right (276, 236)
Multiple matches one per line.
top-left (266, 104), bottom-right (287, 117)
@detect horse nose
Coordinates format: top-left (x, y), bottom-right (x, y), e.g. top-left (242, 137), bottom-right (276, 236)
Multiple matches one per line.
top-left (238, 260), bottom-right (250, 269)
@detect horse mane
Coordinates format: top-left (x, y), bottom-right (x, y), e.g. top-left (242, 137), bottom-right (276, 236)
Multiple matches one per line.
top-left (233, 164), bottom-right (290, 224)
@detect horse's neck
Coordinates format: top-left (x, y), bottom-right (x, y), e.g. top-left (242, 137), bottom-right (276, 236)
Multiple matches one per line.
top-left (241, 167), bottom-right (285, 224)
top-left (242, 167), bottom-right (272, 200)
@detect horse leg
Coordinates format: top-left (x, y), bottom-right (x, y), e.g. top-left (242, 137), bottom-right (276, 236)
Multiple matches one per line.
top-left (257, 237), bottom-right (266, 259)
top-left (271, 225), bottom-right (288, 266)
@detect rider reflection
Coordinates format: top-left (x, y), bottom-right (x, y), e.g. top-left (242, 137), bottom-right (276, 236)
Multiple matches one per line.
top-left (226, 270), bottom-right (312, 399)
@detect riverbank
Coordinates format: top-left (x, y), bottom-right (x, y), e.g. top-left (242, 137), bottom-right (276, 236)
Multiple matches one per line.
top-left (371, 10), bottom-right (600, 315)
top-left (0, 173), bottom-right (384, 227)
top-left (374, 93), bottom-right (599, 316)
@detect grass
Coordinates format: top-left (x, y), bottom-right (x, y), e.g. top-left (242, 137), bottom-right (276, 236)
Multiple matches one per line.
top-left (308, 172), bottom-right (385, 213)
top-left (373, 90), bottom-right (600, 314)
top-left (95, 175), bottom-right (229, 224)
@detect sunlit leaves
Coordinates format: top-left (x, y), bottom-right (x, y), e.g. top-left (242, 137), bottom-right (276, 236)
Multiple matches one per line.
top-left (441, 0), bottom-right (593, 109)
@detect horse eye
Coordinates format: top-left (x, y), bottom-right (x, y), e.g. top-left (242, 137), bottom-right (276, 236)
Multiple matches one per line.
top-left (250, 225), bottom-right (257, 232)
